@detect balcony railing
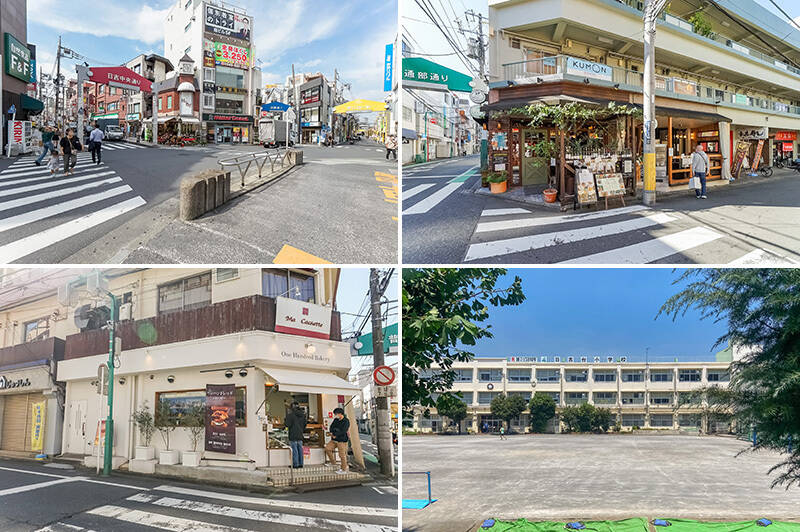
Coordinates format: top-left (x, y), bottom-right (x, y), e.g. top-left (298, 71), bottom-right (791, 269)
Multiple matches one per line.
top-left (503, 54), bottom-right (800, 118)
top-left (64, 295), bottom-right (342, 360)
top-left (0, 337), bottom-right (65, 369)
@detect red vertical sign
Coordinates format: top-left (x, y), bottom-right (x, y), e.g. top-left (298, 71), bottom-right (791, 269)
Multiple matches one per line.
top-left (205, 384), bottom-right (236, 454)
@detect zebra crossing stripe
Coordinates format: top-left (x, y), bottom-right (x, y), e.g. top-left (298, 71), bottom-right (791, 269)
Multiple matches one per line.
top-left (0, 171), bottom-right (116, 196)
top-left (481, 208), bottom-right (531, 216)
top-left (403, 184), bottom-right (435, 200)
top-left (34, 524), bottom-right (94, 532)
top-left (403, 183), bottom-right (463, 215)
top-left (127, 493), bottom-right (395, 532)
top-left (475, 205), bottom-right (651, 233)
top-left (0, 196), bottom-right (145, 262)
top-left (0, 168), bottom-right (109, 189)
top-left (727, 248), bottom-right (800, 265)
top-left (465, 212), bottom-right (676, 261)
top-left (88, 505), bottom-right (251, 532)
top-left (4, 159), bottom-right (96, 175)
top-left (559, 226), bottom-right (723, 264)
top-left (0, 176), bottom-right (120, 212)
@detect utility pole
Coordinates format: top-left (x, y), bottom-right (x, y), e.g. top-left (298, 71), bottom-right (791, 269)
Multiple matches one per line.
top-left (292, 64), bottom-right (301, 145)
top-left (102, 291), bottom-right (118, 476)
top-left (369, 269), bottom-right (394, 477)
top-left (55, 36), bottom-right (62, 128)
top-left (642, 0), bottom-right (668, 206)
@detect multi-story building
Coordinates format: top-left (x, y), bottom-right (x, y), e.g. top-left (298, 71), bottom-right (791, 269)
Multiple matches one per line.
top-left (485, 0), bottom-right (800, 191)
top-left (0, 268), bottom-right (365, 479)
top-left (285, 72), bottom-right (347, 144)
top-left (123, 53), bottom-right (174, 138)
top-left (409, 355), bottom-right (734, 434)
top-left (164, 0), bottom-right (258, 144)
top-left (65, 79), bottom-right (95, 125)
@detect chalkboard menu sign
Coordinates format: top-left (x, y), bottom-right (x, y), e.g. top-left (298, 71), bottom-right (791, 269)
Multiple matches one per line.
top-left (493, 152), bottom-right (508, 172)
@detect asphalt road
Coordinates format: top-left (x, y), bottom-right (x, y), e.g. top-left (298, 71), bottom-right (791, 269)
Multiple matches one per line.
top-left (402, 434), bottom-right (800, 532)
top-left (401, 156), bottom-right (800, 265)
top-left (0, 458), bottom-right (397, 532)
top-left (0, 140), bottom-right (397, 264)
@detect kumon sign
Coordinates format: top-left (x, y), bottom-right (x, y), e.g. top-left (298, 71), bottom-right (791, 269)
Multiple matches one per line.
top-left (4, 33), bottom-right (32, 83)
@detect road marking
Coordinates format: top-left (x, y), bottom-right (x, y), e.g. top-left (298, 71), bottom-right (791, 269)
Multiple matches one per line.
top-left (273, 244), bottom-right (332, 264)
top-left (0, 476), bottom-right (83, 497)
top-left (2, 160), bottom-right (99, 177)
top-left (475, 205), bottom-right (651, 233)
top-left (560, 226), bottom-right (723, 264)
top-left (0, 196), bottom-right (146, 263)
top-left (0, 176), bottom-right (121, 212)
top-left (152, 484), bottom-right (398, 518)
top-left (448, 167), bottom-right (478, 183)
top-left (403, 182), bottom-right (463, 215)
top-left (481, 208), bottom-right (531, 216)
top-left (88, 505), bottom-right (251, 532)
top-left (464, 212), bottom-right (676, 261)
top-left (7, 155), bottom-right (94, 169)
top-left (375, 170), bottom-right (398, 205)
top-left (34, 523), bottom-right (96, 532)
top-left (0, 185), bottom-right (134, 233)
top-left (403, 184), bottom-right (435, 200)
top-left (0, 171), bottom-right (117, 196)
top-left (0, 466), bottom-right (70, 478)
top-left (727, 248), bottom-right (800, 265)
top-left (128, 494), bottom-right (395, 531)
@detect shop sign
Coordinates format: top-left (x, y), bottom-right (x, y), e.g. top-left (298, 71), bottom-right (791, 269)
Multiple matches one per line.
top-left (30, 401), bottom-right (46, 452)
top-left (126, 113), bottom-right (141, 121)
top-left (205, 384), bottom-right (236, 454)
top-left (383, 43), bottom-right (393, 92)
top-left (87, 66), bottom-right (151, 93)
top-left (274, 297), bottom-right (332, 340)
top-left (205, 5), bottom-right (251, 42)
top-left (214, 42), bottom-right (249, 69)
top-left (5, 33), bottom-right (32, 83)
top-left (8, 120), bottom-right (32, 153)
top-left (735, 93), bottom-right (749, 105)
top-left (673, 78), bottom-right (697, 96)
top-left (204, 55), bottom-right (215, 68)
top-left (402, 57), bottom-right (472, 92)
top-left (216, 86), bottom-right (246, 94)
top-left (783, 143), bottom-right (794, 152)
top-left (737, 127), bottom-right (767, 140)
top-left (0, 375), bottom-right (32, 390)
top-left (775, 131), bottom-right (796, 141)
top-left (202, 113), bottom-right (252, 123)
top-left (565, 56), bottom-right (612, 82)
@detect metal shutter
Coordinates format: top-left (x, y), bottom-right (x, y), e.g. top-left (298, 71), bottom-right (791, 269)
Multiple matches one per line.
top-left (1, 394), bottom-right (45, 452)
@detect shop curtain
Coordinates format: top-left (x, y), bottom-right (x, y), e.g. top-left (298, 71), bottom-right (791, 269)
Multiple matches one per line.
top-left (719, 121), bottom-right (732, 180)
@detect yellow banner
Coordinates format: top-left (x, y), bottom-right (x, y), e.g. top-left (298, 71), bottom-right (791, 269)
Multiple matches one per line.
top-left (30, 401), bottom-right (46, 452)
top-left (332, 99), bottom-right (386, 114)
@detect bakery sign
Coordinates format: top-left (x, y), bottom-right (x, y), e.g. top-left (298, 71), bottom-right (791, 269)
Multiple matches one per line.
top-left (274, 297), bottom-right (332, 340)
top-left (0, 375), bottom-right (32, 390)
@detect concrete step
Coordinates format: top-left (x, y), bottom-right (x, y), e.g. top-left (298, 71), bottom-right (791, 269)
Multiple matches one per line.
top-left (265, 464), bottom-right (367, 487)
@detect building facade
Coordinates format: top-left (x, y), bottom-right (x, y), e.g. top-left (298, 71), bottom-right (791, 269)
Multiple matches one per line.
top-left (123, 53), bottom-right (174, 138)
top-left (164, 0), bottom-right (257, 143)
top-left (410, 356), bottom-right (733, 434)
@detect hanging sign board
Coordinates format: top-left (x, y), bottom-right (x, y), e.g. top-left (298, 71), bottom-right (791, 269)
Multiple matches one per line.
top-left (274, 297), bottom-right (332, 340)
top-left (775, 131), bottom-right (796, 141)
top-left (737, 127), bottom-right (767, 141)
top-left (87, 66), bottom-right (151, 93)
top-left (205, 384), bottom-right (236, 454)
top-left (4, 33), bottom-right (31, 83)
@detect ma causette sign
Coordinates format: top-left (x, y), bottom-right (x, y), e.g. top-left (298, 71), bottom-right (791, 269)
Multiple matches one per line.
top-left (274, 297), bottom-right (332, 340)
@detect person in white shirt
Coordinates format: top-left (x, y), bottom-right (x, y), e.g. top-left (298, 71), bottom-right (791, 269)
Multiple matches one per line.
top-left (89, 123), bottom-right (105, 165)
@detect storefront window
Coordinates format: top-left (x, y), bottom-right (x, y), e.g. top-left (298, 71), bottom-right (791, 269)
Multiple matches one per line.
top-left (265, 388), bottom-right (324, 449)
top-left (23, 317), bottom-right (50, 342)
top-left (215, 94), bottom-right (244, 114)
top-left (262, 269), bottom-right (315, 302)
top-left (215, 66), bottom-right (246, 90)
top-left (158, 271), bottom-right (212, 314)
top-left (156, 387), bottom-right (246, 426)
top-left (301, 107), bottom-right (320, 123)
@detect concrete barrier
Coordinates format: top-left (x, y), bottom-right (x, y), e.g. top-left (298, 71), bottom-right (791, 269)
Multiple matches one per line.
top-left (288, 149), bottom-right (303, 165)
top-left (179, 172), bottom-right (208, 221)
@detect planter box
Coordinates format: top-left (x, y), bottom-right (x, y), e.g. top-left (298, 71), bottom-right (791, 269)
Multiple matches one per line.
top-left (182, 451), bottom-right (202, 467)
top-left (489, 181), bottom-right (507, 194)
top-left (159, 449), bottom-right (180, 465)
top-left (135, 446), bottom-right (155, 461)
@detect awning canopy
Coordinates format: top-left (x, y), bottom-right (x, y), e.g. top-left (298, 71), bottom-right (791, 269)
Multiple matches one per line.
top-left (402, 127), bottom-right (418, 140)
top-left (261, 367), bottom-right (359, 396)
top-left (333, 99), bottom-right (386, 114)
top-left (21, 94), bottom-right (44, 113)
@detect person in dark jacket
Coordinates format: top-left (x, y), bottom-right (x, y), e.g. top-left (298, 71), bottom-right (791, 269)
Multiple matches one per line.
top-left (325, 407), bottom-right (350, 473)
top-left (284, 401), bottom-right (307, 468)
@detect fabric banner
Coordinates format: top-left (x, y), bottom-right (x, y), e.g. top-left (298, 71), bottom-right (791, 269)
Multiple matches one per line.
top-left (30, 401), bottom-right (46, 452)
top-left (205, 384), bottom-right (236, 454)
top-left (731, 141), bottom-right (750, 178)
top-left (752, 139), bottom-right (765, 170)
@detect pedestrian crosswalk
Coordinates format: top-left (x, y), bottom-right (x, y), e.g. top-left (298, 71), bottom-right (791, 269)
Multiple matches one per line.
top-left (33, 483), bottom-right (397, 532)
top-left (99, 141), bottom-right (150, 151)
top-left (0, 152), bottom-right (146, 262)
top-left (401, 166), bottom-right (478, 215)
top-left (464, 205), bottom-right (800, 265)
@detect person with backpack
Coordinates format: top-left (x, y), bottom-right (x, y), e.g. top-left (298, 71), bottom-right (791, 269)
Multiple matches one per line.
top-left (284, 401), bottom-right (307, 469)
top-left (325, 407), bottom-right (350, 474)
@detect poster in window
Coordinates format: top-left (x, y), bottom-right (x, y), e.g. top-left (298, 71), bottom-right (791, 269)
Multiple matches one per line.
top-left (205, 384), bottom-right (236, 454)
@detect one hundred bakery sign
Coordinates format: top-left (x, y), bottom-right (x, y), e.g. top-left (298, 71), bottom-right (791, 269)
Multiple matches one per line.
top-left (274, 297), bottom-right (332, 340)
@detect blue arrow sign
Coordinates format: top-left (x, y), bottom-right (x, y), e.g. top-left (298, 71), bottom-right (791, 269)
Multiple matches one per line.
top-left (261, 101), bottom-right (291, 112)
top-left (8, 105), bottom-right (16, 114)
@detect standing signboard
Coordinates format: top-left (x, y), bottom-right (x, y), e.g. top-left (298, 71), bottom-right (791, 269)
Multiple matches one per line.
top-left (205, 5), bottom-right (252, 42)
top-left (731, 141), bottom-right (750, 178)
top-left (8, 120), bottom-right (32, 154)
top-left (205, 384), bottom-right (236, 454)
top-left (752, 139), bottom-right (765, 170)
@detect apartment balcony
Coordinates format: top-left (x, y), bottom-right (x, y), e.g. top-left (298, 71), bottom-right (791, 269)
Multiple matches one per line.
top-left (64, 295), bottom-right (341, 360)
top-left (0, 337), bottom-right (65, 370)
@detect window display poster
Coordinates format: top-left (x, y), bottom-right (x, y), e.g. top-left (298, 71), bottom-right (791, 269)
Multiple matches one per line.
top-left (205, 384), bottom-right (236, 454)
top-left (576, 168), bottom-right (597, 205)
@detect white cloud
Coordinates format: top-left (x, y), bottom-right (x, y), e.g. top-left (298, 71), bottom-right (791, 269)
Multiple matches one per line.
top-left (27, 0), bottom-right (169, 44)
top-left (251, 0), bottom-right (343, 61)
top-left (296, 59), bottom-right (323, 69)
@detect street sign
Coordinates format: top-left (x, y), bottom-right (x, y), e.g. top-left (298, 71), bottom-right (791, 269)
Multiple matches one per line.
top-left (373, 365), bottom-right (395, 386)
top-left (375, 386), bottom-right (395, 398)
top-left (8, 104), bottom-right (15, 114)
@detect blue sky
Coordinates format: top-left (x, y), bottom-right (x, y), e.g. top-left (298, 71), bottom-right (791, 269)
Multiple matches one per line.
top-left (26, 0), bottom-right (397, 102)
top-left (465, 268), bottom-right (729, 362)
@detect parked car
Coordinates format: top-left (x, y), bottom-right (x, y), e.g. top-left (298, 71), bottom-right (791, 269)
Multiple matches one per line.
top-left (104, 125), bottom-right (124, 141)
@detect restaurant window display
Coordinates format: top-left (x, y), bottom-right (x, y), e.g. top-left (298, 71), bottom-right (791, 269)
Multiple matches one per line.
top-left (155, 387), bottom-right (247, 426)
top-left (654, 117), bottom-right (724, 185)
top-left (263, 387), bottom-right (326, 465)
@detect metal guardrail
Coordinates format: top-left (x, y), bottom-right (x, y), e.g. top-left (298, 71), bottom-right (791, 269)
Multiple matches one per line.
top-left (218, 149), bottom-right (292, 187)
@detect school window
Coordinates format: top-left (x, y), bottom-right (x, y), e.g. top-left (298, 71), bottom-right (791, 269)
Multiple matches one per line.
top-left (184, 22), bottom-right (192, 32)
top-left (707, 371), bottom-right (729, 382)
top-left (650, 414), bottom-right (673, 427)
top-left (622, 414), bottom-right (644, 427)
top-left (454, 369), bottom-right (472, 382)
top-left (593, 372), bottom-right (616, 382)
top-left (215, 268), bottom-right (239, 283)
top-left (155, 387), bottom-right (246, 427)
top-left (477, 392), bottom-right (499, 405)
top-left (565, 370), bottom-right (588, 382)
top-left (508, 391), bottom-right (531, 402)
top-left (507, 369), bottom-right (531, 382)
top-left (541, 392), bottom-right (560, 404)
top-left (622, 370), bottom-right (643, 382)
top-left (157, 272), bottom-right (212, 314)
top-left (622, 392), bottom-right (644, 404)
top-left (650, 394), bottom-right (672, 405)
top-left (262, 269), bottom-right (315, 302)
top-left (536, 369), bottom-right (560, 382)
top-left (651, 372), bottom-right (672, 382)
top-left (23, 317), bottom-right (50, 343)
top-left (679, 369), bottom-right (701, 382)
top-left (565, 392), bottom-right (587, 404)
top-left (478, 369), bottom-right (502, 382)
top-left (593, 392), bottom-right (615, 404)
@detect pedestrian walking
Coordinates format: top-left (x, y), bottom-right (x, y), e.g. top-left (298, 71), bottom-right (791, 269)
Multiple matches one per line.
top-left (89, 123), bottom-right (104, 165)
top-left (385, 134), bottom-right (398, 160)
top-left (60, 128), bottom-right (78, 176)
top-left (324, 407), bottom-right (350, 474)
top-left (35, 126), bottom-right (55, 166)
top-left (47, 149), bottom-right (60, 175)
top-left (284, 401), bottom-right (307, 469)
top-left (499, 425), bottom-right (507, 440)
top-left (691, 144), bottom-right (710, 199)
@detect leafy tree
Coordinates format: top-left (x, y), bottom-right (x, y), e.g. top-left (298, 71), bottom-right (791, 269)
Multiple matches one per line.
top-left (528, 393), bottom-right (556, 433)
top-left (490, 394), bottom-right (527, 433)
top-left (560, 403), bottom-right (611, 433)
top-left (590, 407), bottom-right (613, 433)
top-left (437, 397), bottom-right (468, 434)
top-left (659, 269), bottom-right (800, 488)
top-left (402, 269), bottom-right (525, 416)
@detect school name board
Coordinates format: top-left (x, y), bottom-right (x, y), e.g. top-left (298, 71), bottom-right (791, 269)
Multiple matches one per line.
top-left (5, 33), bottom-right (32, 83)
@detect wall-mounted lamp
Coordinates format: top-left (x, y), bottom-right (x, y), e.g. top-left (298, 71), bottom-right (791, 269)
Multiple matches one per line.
top-left (225, 370), bottom-right (234, 378)
top-left (305, 343), bottom-right (316, 354)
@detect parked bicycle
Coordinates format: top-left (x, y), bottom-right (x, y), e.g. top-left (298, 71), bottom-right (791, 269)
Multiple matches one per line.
top-left (758, 165), bottom-right (773, 178)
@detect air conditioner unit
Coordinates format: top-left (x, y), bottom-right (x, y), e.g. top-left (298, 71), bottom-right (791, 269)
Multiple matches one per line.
top-left (567, 356), bottom-right (574, 363)
top-left (119, 303), bottom-right (133, 321)
top-left (620, 356), bottom-right (628, 362)
top-left (580, 357), bottom-right (588, 363)
top-left (594, 357), bottom-right (601, 363)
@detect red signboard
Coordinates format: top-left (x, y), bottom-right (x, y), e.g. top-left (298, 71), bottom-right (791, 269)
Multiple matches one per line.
top-left (784, 143), bottom-right (794, 152)
top-left (87, 66), bottom-right (152, 93)
top-left (775, 131), bottom-right (797, 141)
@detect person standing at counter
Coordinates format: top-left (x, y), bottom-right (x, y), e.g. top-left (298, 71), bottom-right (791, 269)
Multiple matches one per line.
top-left (285, 402), bottom-right (307, 469)
top-left (325, 407), bottom-right (350, 474)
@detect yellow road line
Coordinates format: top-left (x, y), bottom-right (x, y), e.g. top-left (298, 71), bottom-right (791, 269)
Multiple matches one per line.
top-left (273, 244), bottom-right (331, 264)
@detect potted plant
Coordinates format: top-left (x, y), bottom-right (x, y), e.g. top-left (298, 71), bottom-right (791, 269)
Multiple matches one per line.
top-left (486, 171), bottom-right (508, 194)
top-left (132, 403), bottom-right (156, 460)
top-left (181, 404), bottom-right (205, 467)
top-left (155, 397), bottom-right (179, 465)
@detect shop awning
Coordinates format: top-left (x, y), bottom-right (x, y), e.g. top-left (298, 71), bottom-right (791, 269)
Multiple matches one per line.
top-left (402, 128), bottom-right (418, 140)
top-left (176, 117), bottom-right (201, 124)
top-left (653, 106), bottom-right (731, 123)
top-left (262, 367), bottom-right (359, 396)
top-left (21, 94), bottom-right (44, 113)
